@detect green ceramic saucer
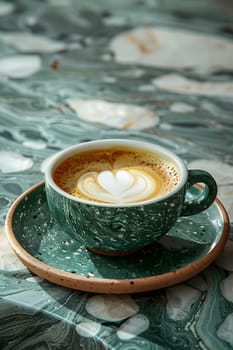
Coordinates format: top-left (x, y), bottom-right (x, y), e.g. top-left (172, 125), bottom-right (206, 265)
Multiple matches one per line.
top-left (6, 182), bottom-right (229, 294)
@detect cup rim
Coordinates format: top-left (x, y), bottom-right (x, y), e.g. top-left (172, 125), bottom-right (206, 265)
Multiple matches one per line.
top-left (45, 139), bottom-right (188, 207)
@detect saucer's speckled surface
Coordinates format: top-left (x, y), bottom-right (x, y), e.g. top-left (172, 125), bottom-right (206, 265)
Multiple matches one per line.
top-left (6, 182), bottom-right (229, 294)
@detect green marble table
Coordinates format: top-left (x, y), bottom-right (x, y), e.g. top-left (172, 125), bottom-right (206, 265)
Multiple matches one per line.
top-left (0, 0), bottom-right (233, 349)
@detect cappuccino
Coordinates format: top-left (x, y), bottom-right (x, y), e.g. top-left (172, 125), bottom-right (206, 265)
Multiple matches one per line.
top-left (53, 147), bottom-right (180, 204)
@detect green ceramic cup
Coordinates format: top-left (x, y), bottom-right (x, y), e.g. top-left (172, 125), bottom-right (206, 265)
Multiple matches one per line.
top-left (45, 139), bottom-right (217, 255)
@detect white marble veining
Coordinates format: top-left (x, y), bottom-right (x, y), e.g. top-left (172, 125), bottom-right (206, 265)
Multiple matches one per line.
top-left (67, 99), bottom-right (159, 129)
top-left (153, 74), bottom-right (233, 98)
top-left (0, 55), bottom-right (41, 79)
top-left (0, 151), bottom-right (33, 173)
top-left (189, 159), bottom-right (233, 220)
top-left (104, 15), bottom-right (128, 26)
top-left (169, 102), bottom-right (196, 113)
top-left (85, 295), bottom-right (139, 321)
top-left (166, 284), bottom-right (201, 320)
top-left (26, 276), bottom-right (44, 283)
top-left (217, 313), bottom-right (233, 347)
top-left (220, 274), bottom-right (233, 303)
top-left (22, 140), bottom-right (47, 150)
top-left (0, 228), bottom-right (25, 271)
top-left (76, 321), bottom-right (101, 338)
top-left (110, 27), bottom-right (233, 70)
top-left (0, 32), bottom-right (67, 53)
top-left (117, 313), bottom-right (150, 340)
top-left (215, 240), bottom-right (233, 271)
top-left (0, 2), bottom-right (14, 16)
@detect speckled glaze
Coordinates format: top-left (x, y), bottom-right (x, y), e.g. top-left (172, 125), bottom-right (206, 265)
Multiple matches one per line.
top-left (6, 182), bottom-right (229, 293)
top-left (1, 0), bottom-right (233, 348)
top-left (45, 139), bottom-right (217, 255)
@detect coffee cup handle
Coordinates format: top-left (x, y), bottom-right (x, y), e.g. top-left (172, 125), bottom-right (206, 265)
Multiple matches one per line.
top-left (181, 169), bottom-right (217, 216)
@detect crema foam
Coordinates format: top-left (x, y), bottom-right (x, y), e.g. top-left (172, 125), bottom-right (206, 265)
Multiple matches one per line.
top-left (53, 147), bottom-right (180, 204)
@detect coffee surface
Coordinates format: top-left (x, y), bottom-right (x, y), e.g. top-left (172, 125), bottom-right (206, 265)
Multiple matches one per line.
top-left (53, 147), bottom-right (180, 204)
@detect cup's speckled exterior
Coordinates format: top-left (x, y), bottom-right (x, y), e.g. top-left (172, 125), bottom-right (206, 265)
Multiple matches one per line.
top-left (45, 139), bottom-right (217, 255)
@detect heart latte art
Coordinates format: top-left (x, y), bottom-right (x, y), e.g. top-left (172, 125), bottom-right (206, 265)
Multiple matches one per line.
top-left (53, 148), bottom-right (180, 204)
top-left (77, 169), bottom-right (157, 203)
